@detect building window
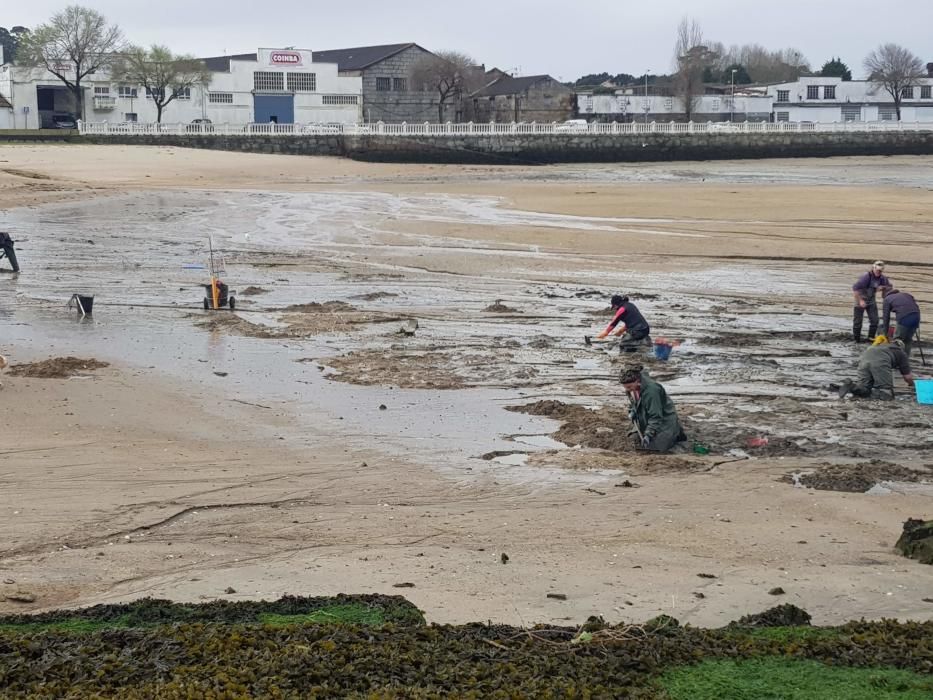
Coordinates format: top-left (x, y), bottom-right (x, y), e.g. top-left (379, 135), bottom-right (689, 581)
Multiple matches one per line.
top-left (208, 92), bottom-right (234, 104)
top-left (664, 97), bottom-right (673, 109)
top-left (392, 77), bottom-right (407, 91)
top-left (375, 77), bottom-right (391, 91)
top-left (775, 111), bottom-right (790, 122)
top-left (253, 71), bottom-right (284, 91)
top-left (172, 87), bottom-right (191, 100)
top-left (124, 112), bottom-right (137, 122)
top-left (841, 105), bottom-right (861, 122)
top-left (145, 87), bottom-right (164, 99)
top-left (879, 106), bottom-right (897, 121)
top-left (711, 98), bottom-right (720, 111)
top-left (287, 72), bottom-right (316, 92)
top-left (921, 86), bottom-right (932, 99)
top-left (322, 95), bottom-right (359, 105)
top-left (94, 86), bottom-right (110, 96)
top-left (823, 85), bottom-right (835, 99)
top-left (118, 85), bottom-right (137, 98)
top-left (776, 90), bottom-right (790, 102)
top-left (806, 85), bottom-right (819, 99)
top-left (901, 86), bottom-right (914, 99)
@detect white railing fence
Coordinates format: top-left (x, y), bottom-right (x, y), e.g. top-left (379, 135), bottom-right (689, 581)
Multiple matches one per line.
top-left (78, 120), bottom-right (933, 138)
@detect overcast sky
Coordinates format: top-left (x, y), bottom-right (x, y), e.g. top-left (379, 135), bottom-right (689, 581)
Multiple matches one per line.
top-left (8, 1), bottom-right (933, 80)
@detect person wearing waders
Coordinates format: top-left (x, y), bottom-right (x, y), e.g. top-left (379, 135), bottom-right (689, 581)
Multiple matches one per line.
top-left (851, 261), bottom-right (890, 343)
top-left (620, 366), bottom-right (686, 452)
top-left (0, 232), bottom-right (19, 273)
top-left (595, 294), bottom-right (651, 353)
top-left (838, 338), bottom-right (915, 401)
top-left (881, 288), bottom-right (921, 357)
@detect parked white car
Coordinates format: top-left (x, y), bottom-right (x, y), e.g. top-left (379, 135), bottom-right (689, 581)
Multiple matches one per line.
top-left (555, 119), bottom-right (589, 132)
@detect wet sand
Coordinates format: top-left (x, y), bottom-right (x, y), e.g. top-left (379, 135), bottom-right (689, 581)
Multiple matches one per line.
top-left (1, 145), bottom-right (931, 626)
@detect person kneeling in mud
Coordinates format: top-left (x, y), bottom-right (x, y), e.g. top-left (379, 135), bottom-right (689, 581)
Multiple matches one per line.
top-left (838, 337), bottom-right (915, 401)
top-left (620, 366), bottom-right (687, 452)
top-left (595, 295), bottom-right (651, 353)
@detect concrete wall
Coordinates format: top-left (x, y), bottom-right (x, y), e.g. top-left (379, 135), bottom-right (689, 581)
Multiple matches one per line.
top-left (75, 130), bottom-right (933, 164)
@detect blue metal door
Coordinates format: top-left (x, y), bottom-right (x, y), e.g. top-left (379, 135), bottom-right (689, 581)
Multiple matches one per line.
top-left (253, 94), bottom-right (294, 124)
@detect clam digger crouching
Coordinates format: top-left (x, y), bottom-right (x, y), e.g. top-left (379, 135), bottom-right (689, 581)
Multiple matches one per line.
top-left (838, 337), bottom-right (915, 401)
top-left (594, 295), bottom-right (652, 353)
top-left (620, 366), bottom-right (687, 452)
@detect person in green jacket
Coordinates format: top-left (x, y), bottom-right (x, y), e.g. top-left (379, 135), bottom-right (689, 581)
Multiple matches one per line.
top-left (619, 366), bottom-right (687, 452)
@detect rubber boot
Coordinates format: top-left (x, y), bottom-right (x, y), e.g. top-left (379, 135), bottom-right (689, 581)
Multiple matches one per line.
top-left (838, 380), bottom-right (853, 398)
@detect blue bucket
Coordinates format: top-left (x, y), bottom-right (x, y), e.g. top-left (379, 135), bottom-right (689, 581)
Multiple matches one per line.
top-left (654, 342), bottom-right (673, 361)
top-left (916, 379), bottom-right (933, 405)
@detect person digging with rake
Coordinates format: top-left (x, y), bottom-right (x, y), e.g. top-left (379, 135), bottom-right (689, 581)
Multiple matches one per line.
top-left (838, 337), bottom-right (915, 401)
top-left (620, 365), bottom-right (687, 453)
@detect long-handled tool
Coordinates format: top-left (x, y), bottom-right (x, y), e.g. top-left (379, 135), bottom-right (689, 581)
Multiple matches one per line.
top-left (916, 329), bottom-right (928, 367)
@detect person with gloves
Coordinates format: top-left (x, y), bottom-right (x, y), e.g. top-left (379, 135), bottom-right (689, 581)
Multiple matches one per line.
top-left (619, 365), bottom-right (686, 452)
top-left (881, 288), bottom-right (921, 357)
top-left (838, 337), bottom-right (915, 401)
top-left (594, 294), bottom-right (651, 353)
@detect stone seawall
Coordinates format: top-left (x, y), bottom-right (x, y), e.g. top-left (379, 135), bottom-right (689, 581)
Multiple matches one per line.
top-left (77, 131), bottom-right (933, 164)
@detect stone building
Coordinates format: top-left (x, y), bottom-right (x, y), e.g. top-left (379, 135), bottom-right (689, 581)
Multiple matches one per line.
top-left (471, 75), bottom-right (574, 123)
top-left (312, 43), bottom-right (443, 123)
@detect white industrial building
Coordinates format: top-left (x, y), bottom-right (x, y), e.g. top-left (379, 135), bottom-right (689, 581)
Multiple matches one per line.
top-left (576, 90), bottom-right (773, 123)
top-left (765, 75), bottom-right (933, 123)
top-left (0, 47), bottom-right (362, 128)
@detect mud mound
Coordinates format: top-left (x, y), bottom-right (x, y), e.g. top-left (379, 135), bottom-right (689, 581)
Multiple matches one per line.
top-left (2, 168), bottom-right (52, 180)
top-left (527, 335), bottom-right (555, 349)
top-left (895, 519), bottom-right (933, 565)
top-left (283, 301), bottom-right (357, 313)
top-left (483, 300), bottom-right (520, 313)
top-left (701, 334), bottom-right (764, 347)
top-left (352, 292), bottom-right (399, 301)
top-left (9, 357), bottom-right (109, 379)
top-left (785, 462), bottom-right (929, 493)
top-left (239, 286), bottom-right (270, 296)
top-left (195, 314), bottom-right (298, 339)
top-left (508, 400), bottom-right (642, 453)
top-left (326, 348), bottom-right (534, 390)
top-left (731, 604), bottom-right (812, 628)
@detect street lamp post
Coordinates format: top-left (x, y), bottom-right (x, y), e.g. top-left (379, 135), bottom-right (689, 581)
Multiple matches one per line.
top-left (730, 68), bottom-right (737, 122)
top-left (644, 72), bottom-right (649, 125)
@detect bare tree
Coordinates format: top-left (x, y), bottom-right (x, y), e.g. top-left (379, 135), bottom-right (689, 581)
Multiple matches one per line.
top-left (708, 42), bottom-right (809, 83)
top-left (19, 5), bottom-right (124, 120)
top-left (673, 17), bottom-right (716, 121)
top-left (864, 43), bottom-right (926, 120)
top-left (114, 45), bottom-right (211, 123)
top-left (410, 50), bottom-right (478, 123)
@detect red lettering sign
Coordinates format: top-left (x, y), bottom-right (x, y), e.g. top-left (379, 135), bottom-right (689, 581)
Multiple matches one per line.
top-left (270, 51), bottom-right (302, 66)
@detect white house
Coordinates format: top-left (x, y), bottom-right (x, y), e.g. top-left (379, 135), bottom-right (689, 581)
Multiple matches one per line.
top-left (575, 90), bottom-right (773, 123)
top-left (0, 47), bottom-right (362, 128)
top-left (766, 75), bottom-right (933, 123)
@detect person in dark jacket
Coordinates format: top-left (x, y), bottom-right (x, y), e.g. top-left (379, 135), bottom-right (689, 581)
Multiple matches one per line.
top-left (851, 261), bottom-right (891, 343)
top-left (838, 338), bottom-right (915, 401)
top-left (0, 232), bottom-right (18, 273)
top-left (620, 366), bottom-right (686, 452)
top-left (595, 294), bottom-right (651, 353)
top-left (882, 288), bottom-right (921, 357)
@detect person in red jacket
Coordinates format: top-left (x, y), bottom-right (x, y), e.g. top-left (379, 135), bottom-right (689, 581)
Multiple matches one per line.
top-left (595, 295), bottom-right (651, 353)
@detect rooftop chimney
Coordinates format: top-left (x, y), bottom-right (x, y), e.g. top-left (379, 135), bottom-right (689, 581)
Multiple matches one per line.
top-left (928, 62), bottom-right (933, 77)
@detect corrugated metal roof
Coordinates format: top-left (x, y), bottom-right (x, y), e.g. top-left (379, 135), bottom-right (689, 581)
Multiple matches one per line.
top-left (312, 43), bottom-right (420, 71)
top-left (199, 53), bottom-right (258, 72)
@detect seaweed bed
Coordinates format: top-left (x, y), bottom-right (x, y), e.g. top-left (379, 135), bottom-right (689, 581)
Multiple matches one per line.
top-left (0, 599), bottom-right (931, 698)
